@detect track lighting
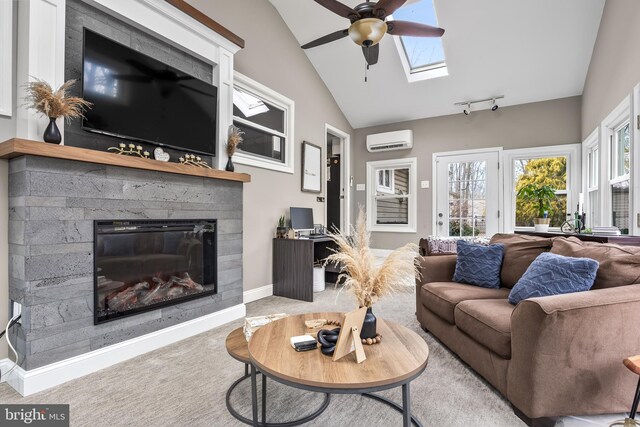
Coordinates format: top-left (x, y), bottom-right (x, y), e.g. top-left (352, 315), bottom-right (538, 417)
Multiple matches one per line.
top-left (455, 95), bottom-right (504, 115)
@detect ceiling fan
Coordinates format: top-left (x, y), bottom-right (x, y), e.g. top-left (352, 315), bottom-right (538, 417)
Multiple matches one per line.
top-left (301, 0), bottom-right (445, 67)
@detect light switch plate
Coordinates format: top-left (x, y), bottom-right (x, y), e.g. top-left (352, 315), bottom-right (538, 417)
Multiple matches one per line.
top-left (356, 184), bottom-right (366, 191)
top-left (420, 180), bottom-right (430, 189)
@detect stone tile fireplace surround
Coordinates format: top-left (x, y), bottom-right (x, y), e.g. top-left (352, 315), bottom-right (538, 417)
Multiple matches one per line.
top-left (8, 154), bottom-right (244, 372)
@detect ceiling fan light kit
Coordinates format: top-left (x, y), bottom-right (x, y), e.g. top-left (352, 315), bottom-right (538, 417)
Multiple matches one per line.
top-left (302, 0), bottom-right (445, 70)
top-left (348, 18), bottom-right (388, 47)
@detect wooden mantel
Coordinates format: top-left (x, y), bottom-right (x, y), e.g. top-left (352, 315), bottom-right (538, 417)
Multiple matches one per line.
top-left (0, 139), bottom-right (251, 183)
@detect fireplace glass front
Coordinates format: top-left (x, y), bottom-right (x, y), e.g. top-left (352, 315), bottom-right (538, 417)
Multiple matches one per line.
top-left (94, 219), bottom-right (217, 324)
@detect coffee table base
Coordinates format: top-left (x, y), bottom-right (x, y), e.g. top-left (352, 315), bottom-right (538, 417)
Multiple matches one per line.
top-left (249, 366), bottom-right (423, 427)
top-left (226, 363), bottom-right (331, 427)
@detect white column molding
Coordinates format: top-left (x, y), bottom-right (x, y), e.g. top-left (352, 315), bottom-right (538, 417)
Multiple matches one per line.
top-left (16, 0), bottom-right (66, 142)
top-left (0, 0), bottom-right (13, 117)
top-left (216, 47), bottom-right (234, 169)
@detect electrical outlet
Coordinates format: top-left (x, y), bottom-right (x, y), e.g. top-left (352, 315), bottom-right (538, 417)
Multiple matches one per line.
top-left (420, 180), bottom-right (430, 189)
top-left (12, 301), bottom-right (22, 319)
top-left (356, 184), bottom-right (365, 192)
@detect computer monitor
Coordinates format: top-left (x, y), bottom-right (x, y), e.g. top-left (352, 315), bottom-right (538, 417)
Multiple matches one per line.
top-left (290, 207), bottom-right (314, 231)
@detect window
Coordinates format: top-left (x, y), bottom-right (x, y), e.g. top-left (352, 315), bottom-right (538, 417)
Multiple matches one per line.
top-left (610, 122), bottom-right (630, 234)
top-left (503, 144), bottom-right (581, 232)
top-left (366, 158), bottom-right (417, 233)
top-left (582, 129), bottom-right (600, 229)
top-left (391, 0), bottom-right (448, 82)
top-left (448, 161), bottom-right (488, 237)
top-left (232, 72), bottom-right (295, 173)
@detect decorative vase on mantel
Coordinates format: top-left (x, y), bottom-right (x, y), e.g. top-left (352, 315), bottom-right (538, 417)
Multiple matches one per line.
top-left (360, 306), bottom-right (377, 339)
top-left (43, 117), bottom-right (62, 144)
top-left (225, 156), bottom-right (234, 172)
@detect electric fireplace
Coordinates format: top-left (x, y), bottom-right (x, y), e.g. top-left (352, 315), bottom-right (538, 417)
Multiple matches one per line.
top-left (94, 219), bottom-right (217, 324)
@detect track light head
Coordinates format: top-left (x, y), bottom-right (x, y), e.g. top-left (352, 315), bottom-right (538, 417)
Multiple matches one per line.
top-left (491, 98), bottom-right (499, 111)
top-left (463, 103), bottom-right (471, 115)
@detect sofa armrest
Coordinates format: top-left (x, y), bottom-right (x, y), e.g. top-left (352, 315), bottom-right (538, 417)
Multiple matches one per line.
top-left (415, 255), bottom-right (457, 321)
top-left (508, 284), bottom-right (640, 418)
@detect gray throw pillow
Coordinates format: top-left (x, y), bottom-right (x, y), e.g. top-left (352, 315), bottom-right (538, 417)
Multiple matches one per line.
top-left (508, 252), bottom-right (599, 305)
top-left (453, 240), bottom-right (504, 288)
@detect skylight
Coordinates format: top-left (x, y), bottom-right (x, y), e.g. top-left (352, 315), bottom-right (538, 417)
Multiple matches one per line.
top-left (392, 0), bottom-right (447, 81)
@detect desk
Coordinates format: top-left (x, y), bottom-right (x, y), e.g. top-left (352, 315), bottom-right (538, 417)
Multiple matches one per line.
top-left (272, 237), bottom-right (337, 301)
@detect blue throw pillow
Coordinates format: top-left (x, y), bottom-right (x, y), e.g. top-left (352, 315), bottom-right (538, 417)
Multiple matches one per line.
top-left (508, 252), bottom-right (599, 305)
top-left (453, 240), bottom-right (504, 288)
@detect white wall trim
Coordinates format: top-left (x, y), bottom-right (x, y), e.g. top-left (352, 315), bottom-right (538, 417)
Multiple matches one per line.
top-left (2, 304), bottom-right (245, 396)
top-left (366, 157), bottom-right (418, 233)
top-left (0, 0), bottom-right (12, 117)
top-left (243, 284), bottom-right (273, 304)
top-left (325, 123), bottom-right (352, 233)
top-left (232, 71), bottom-right (295, 174)
top-left (633, 84), bottom-right (640, 235)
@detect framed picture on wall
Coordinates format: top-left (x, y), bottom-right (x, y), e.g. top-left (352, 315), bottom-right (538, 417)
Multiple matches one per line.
top-left (302, 141), bottom-right (322, 193)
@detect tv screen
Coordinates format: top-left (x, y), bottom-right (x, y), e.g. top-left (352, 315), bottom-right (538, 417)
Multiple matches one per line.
top-left (82, 29), bottom-right (217, 155)
top-left (290, 207), bottom-right (314, 231)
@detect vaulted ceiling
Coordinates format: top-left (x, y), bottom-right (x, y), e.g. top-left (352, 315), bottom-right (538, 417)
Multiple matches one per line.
top-left (269, 0), bottom-right (605, 129)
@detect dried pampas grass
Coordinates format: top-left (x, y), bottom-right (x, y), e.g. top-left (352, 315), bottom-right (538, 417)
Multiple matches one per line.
top-left (24, 78), bottom-right (91, 121)
top-left (325, 208), bottom-right (420, 308)
top-left (227, 126), bottom-right (244, 156)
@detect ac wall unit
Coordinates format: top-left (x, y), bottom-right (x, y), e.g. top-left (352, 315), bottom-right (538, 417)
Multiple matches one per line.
top-left (366, 130), bottom-right (413, 152)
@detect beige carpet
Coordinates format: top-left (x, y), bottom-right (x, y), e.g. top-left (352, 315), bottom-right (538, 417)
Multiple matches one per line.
top-left (0, 287), bottom-right (525, 427)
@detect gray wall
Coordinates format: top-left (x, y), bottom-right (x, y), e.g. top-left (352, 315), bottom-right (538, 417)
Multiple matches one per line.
top-left (582, 0), bottom-right (640, 139)
top-left (353, 96), bottom-right (582, 249)
top-left (188, 0), bottom-right (354, 292)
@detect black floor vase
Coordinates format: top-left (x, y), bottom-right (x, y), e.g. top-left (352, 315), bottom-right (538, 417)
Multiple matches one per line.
top-left (225, 156), bottom-right (234, 172)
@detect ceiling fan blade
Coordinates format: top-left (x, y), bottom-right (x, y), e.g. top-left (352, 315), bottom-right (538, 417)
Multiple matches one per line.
top-left (301, 29), bottom-right (349, 49)
top-left (362, 44), bottom-right (379, 66)
top-left (314, 0), bottom-right (360, 19)
top-left (373, 0), bottom-right (408, 18)
top-left (387, 20), bottom-right (445, 37)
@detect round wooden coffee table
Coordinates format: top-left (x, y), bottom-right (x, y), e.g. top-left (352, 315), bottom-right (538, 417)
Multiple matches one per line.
top-left (225, 327), bottom-right (330, 426)
top-left (248, 312), bottom-right (430, 427)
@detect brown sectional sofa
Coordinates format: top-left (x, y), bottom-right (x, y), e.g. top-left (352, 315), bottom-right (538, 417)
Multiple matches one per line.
top-left (415, 233), bottom-right (640, 419)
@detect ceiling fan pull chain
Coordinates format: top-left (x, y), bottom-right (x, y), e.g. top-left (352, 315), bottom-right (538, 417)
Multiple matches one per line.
top-left (364, 62), bottom-right (369, 83)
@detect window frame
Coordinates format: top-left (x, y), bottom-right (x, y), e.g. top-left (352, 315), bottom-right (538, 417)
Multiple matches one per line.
top-left (582, 128), bottom-right (600, 229)
top-left (503, 144), bottom-right (581, 233)
top-left (232, 72), bottom-right (295, 174)
top-left (600, 96), bottom-right (632, 229)
top-left (366, 157), bottom-right (417, 233)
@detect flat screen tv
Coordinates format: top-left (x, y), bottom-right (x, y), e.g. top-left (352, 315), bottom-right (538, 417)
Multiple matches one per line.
top-left (82, 29), bottom-right (217, 155)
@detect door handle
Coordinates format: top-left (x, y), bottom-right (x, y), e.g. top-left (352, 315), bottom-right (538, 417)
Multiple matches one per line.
top-left (438, 221), bottom-right (444, 226)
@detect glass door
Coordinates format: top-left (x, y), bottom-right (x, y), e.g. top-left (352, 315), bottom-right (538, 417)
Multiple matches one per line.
top-left (435, 151), bottom-right (501, 237)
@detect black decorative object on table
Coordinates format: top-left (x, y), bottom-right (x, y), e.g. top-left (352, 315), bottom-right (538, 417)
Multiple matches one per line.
top-left (43, 118), bottom-right (62, 144)
top-left (225, 156), bottom-right (234, 172)
top-left (317, 328), bottom-right (340, 356)
top-left (361, 306), bottom-right (377, 339)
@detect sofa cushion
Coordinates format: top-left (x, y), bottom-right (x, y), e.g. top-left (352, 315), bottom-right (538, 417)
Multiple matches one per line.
top-left (453, 240), bottom-right (505, 288)
top-left (421, 282), bottom-right (510, 324)
top-left (551, 237), bottom-right (640, 289)
top-left (508, 252), bottom-right (599, 305)
top-left (455, 299), bottom-right (514, 358)
top-left (490, 233), bottom-right (553, 288)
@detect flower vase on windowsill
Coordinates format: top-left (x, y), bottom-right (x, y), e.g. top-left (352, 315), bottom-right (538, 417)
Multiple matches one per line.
top-left (226, 125), bottom-right (244, 172)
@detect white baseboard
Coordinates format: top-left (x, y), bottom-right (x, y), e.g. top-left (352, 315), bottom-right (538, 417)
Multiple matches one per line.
top-left (370, 249), bottom-right (393, 258)
top-left (243, 284), bottom-right (273, 303)
top-left (2, 303), bottom-right (246, 396)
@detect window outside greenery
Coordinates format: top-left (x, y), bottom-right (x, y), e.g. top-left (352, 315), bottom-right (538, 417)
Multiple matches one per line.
top-left (514, 157), bottom-right (567, 227)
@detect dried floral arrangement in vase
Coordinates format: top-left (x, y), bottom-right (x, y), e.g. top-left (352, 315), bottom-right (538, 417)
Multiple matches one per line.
top-left (324, 208), bottom-right (419, 339)
top-left (24, 78), bottom-right (92, 144)
top-left (226, 125), bottom-right (244, 172)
